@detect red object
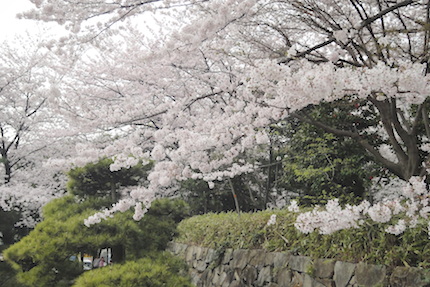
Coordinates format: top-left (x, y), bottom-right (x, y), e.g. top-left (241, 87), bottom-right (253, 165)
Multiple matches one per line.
top-left (99, 257), bottom-right (105, 267)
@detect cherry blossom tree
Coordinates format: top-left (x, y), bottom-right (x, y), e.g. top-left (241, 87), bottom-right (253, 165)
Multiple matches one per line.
top-left (20, 0), bottom-right (430, 221)
top-left (0, 35), bottom-right (77, 227)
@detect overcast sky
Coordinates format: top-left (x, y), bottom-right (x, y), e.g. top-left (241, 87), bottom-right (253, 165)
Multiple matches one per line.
top-left (0, 1), bottom-right (62, 42)
top-left (0, 1), bottom-right (160, 45)
top-left (0, 1), bottom-right (32, 40)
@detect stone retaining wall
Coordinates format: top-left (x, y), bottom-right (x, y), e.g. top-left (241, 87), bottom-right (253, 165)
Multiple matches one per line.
top-left (167, 242), bottom-right (430, 287)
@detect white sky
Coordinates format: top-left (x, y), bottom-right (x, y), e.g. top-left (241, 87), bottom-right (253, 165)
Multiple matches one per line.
top-left (0, 1), bottom-right (154, 43)
top-left (0, 1), bottom-right (33, 40)
top-left (0, 0), bottom-right (61, 42)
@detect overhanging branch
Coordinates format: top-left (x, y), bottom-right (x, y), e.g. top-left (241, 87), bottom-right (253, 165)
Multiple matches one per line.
top-left (291, 110), bottom-right (405, 179)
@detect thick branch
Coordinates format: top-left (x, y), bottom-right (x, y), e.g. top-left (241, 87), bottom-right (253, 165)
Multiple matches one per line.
top-left (422, 104), bottom-right (430, 139)
top-left (368, 98), bottom-right (409, 163)
top-left (356, 0), bottom-right (413, 30)
top-left (278, 38), bottom-right (335, 64)
top-left (279, 0), bottom-right (414, 64)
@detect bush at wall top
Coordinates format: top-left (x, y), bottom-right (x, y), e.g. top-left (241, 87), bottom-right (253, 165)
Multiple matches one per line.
top-left (176, 209), bottom-right (430, 268)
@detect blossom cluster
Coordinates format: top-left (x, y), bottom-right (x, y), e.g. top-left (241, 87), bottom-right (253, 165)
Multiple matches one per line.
top-left (0, 184), bottom-right (65, 228)
top-left (266, 214), bottom-right (277, 226)
top-left (84, 187), bottom-right (156, 227)
top-left (12, 0), bottom-right (430, 233)
top-left (291, 177), bottom-right (430, 236)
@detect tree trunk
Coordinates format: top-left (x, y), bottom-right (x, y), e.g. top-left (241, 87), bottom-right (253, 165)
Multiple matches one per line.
top-left (264, 145), bottom-right (273, 209)
top-left (228, 178), bottom-right (241, 216)
top-left (292, 98), bottom-right (425, 182)
top-left (2, 156), bottom-right (11, 184)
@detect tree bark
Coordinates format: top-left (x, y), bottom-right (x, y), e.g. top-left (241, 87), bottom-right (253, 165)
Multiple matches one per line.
top-left (292, 97), bottom-right (424, 181)
top-left (228, 178), bottom-right (241, 216)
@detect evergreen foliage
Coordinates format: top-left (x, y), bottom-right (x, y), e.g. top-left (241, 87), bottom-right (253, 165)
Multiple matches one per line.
top-left (3, 195), bottom-right (189, 286)
top-left (67, 158), bottom-right (152, 199)
top-left (3, 157), bottom-right (191, 286)
top-left (73, 252), bottom-right (193, 287)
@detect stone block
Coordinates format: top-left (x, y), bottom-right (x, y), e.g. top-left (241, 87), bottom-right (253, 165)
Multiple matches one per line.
top-left (213, 265), bottom-right (224, 276)
top-left (248, 249), bottom-right (267, 268)
top-left (334, 261), bottom-right (355, 287)
top-left (212, 270), bottom-right (227, 286)
top-left (354, 262), bottom-right (386, 287)
top-left (291, 271), bottom-right (304, 287)
top-left (289, 255), bottom-right (312, 272)
top-left (273, 252), bottom-right (290, 269)
top-left (303, 273), bottom-right (327, 287)
top-left (222, 248), bottom-right (234, 265)
top-left (221, 270), bottom-right (234, 287)
top-left (313, 259), bottom-right (335, 278)
top-left (205, 248), bottom-right (216, 263)
top-left (185, 245), bottom-right (196, 263)
top-left (196, 259), bottom-right (208, 272)
top-left (177, 243), bottom-right (188, 255)
top-left (189, 269), bottom-right (201, 286)
top-left (200, 268), bottom-right (213, 284)
top-left (233, 269), bottom-right (240, 282)
top-left (390, 266), bottom-right (424, 287)
top-left (256, 266), bottom-right (272, 287)
top-left (275, 267), bottom-right (292, 286)
top-left (264, 252), bottom-right (275, 267)
top-left (228, 281), bottom-right (241, 287)
top-left (241, 265), bottom-right (258, 284)
top-left (231, 249), bottom-right (249, 269)
top-left (195, 246), bottom-right (206, 260)
top-left (315, 278), bottom-right (334, 287)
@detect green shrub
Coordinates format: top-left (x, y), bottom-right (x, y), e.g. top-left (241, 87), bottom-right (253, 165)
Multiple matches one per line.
top-left (147, 198), bottom-right (191, 223)
top-left (124, 198), bottom-right (190, 259)
top-left (4, 196), bottom-right (190, 286)
top-left (73, 252), bottom-right (193, 287)
top-left (176, 209), bottom-right (430, 268)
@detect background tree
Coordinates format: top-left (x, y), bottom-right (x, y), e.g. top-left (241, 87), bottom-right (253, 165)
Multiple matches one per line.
top-left (179, 175), bottom-right (270, 215)
top-left (279, 99), bottom-right (384, 205)
top-left (67, 158), bottom-right (152, 201)
top-left (0, 209), bottom-right (28, 246)
top-left (282, 121), bottom-right (378, 205)
top-left (0, 36), bottom-right (60, 184)
top-left (0, 33), bottom-right (77, 239)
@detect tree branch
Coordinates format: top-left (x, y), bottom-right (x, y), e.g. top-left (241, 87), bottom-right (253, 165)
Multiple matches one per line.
top-left (291, 110), bottom-right (406, 179)
top-left (356, 0), bottom-right (414, 30)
